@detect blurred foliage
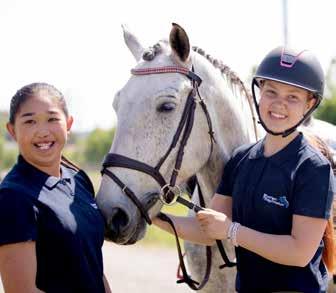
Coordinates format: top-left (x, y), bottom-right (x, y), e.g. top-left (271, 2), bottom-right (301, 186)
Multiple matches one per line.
top-left (83, 128), bottom-right (115, 168)
top-left (63, 127), bottom-right (115, 170)
top-left (0, 111), bottom-right (8, 139)
top-left (0, 111), bottom-right (18, 171)
top-left (63, 136), bottom-right (86, 166)
top-left (0, 135), bottom-right (4, 161)
top-left (314, 57), bottom-right (336, 125)
top-left (1, 148), bottom-right (18, 170)
top-left (314, 92), bottom-right (336, 125)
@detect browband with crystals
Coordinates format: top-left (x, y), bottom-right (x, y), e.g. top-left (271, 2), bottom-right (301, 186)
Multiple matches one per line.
top-left (131, 66), bottom-right (202, 86)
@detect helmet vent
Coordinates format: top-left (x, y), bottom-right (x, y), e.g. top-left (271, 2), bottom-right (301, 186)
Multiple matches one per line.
top-left (280, 53), bottom-right (297, 68)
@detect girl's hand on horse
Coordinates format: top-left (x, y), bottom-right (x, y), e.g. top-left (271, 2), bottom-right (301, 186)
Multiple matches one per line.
top-left (196, 209), bottom-right (232, 240)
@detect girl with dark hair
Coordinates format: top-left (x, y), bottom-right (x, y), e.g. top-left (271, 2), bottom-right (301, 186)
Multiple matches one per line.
top-left (0, 83), bottom-right (111, 292)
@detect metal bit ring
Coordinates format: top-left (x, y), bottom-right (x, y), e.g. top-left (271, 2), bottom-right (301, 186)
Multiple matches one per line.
top-left (159, 184), bottom-right (182, 205)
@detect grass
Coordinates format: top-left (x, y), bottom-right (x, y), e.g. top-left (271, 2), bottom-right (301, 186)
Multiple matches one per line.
top-left (141, 204), bottom-right (188, 247)
top-left (87, 170), bottom-right (189, 247)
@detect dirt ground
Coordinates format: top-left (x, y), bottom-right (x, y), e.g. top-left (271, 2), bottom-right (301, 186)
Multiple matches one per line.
top-left (1, 242), bottom-right (334, 292)
top-left (103, 242), bottom-right (191, 293)
top-left (0, 241), bottom-right (191, 293)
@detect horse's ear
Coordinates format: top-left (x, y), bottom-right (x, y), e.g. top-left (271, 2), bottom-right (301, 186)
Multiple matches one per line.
top-left (122, 24), bottom-right (144, 62)
top-left (169, 23), bottom-right (190, 62)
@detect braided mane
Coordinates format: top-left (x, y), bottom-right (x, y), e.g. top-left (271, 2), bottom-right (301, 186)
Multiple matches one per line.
top-left (142, 43), bottom-right (252, 100)
top-left (192, 46), bottom-right (252, 102)
top-left (192, 46), bottom-right (257, 138)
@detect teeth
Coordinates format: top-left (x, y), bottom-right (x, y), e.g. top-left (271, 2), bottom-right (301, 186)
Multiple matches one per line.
top-left (270, 112), bottom-right (286, 119)
top-left (36, 142), bottom-right (53, 150)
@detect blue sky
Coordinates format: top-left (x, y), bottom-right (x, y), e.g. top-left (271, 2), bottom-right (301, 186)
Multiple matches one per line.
top-left (0, 0), bottom-right (335, 131)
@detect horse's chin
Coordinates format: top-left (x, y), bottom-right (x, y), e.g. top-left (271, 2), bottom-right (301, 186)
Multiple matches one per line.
top-left (104, 217), bottom-right (147, 245)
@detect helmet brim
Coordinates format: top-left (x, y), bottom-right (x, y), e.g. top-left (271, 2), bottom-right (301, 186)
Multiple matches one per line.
top-left (254, 75), bottom-right (322, 99)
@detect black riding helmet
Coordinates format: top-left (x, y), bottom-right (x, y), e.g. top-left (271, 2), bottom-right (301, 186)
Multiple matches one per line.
top-left (252, 46), bottom-right (325, 137)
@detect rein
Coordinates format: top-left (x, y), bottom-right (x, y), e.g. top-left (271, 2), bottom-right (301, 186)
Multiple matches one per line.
top-left (101, 64), bottom-right (235, 290)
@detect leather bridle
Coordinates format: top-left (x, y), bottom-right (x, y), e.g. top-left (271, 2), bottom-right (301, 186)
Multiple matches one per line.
top-left (101, 64), bottom-right (236, 290)
top-left (101, 65), bottom-right (215, 224)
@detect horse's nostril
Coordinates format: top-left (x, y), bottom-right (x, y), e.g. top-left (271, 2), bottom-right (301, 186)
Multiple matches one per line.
top-left (107, 207), bottom-right (130, 237)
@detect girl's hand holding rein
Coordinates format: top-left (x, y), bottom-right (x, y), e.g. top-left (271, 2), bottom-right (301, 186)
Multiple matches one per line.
top-left (196, 209), bottom-right (232, 241)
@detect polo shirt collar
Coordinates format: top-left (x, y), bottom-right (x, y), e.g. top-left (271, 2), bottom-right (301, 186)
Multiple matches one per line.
top-left (44, 165), bottom-right (75, 193)
top-left (248, 132), bottom-right (306, 163)
top-left (17, 155), bottom-right (74, 192)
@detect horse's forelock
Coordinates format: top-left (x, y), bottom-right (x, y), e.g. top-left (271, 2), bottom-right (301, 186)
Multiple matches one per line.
top-left (142, 42), bottom-right (162, 61)
top-left (142, 40), bottom-right (172, 61)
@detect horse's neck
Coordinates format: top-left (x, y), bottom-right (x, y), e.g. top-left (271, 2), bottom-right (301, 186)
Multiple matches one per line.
top-left (194, 61), bottom-right (255, 204)
top-left (195, 131), bottom-right (247, 206)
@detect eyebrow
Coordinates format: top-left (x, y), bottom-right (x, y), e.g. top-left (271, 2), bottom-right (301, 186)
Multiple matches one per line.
top-left (20, 110), bottom-right (60, 118)
top-left (264, 83), bottom-right (276, 89)
top-left (287, 89), bottom-right (302, 94)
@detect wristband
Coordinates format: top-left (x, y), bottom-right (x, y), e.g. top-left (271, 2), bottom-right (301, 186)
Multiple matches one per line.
top-left (228, 222), bottom-right (241, 247)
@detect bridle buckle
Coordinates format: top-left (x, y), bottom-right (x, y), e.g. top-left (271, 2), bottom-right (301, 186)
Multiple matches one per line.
top-left (159, 184), bottom-right (182, 205)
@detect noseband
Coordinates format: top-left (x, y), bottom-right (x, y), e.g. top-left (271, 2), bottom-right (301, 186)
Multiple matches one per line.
top-left (101, 65), bottom-right (215, 224)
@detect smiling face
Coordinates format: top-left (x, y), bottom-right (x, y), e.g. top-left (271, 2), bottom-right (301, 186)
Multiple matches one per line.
top-left (258, 80), bottom-right (316, 135)
top-left (7, 91), bottom-right (73, 176)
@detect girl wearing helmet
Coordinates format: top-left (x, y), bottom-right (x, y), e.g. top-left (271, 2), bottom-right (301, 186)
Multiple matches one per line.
top-left (154, 47), bottom-right (334, 292)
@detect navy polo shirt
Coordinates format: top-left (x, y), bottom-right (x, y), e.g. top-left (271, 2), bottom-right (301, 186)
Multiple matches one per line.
top-left (0, 156), bottom-right (106, 293)
top-left (217, 133), bottom-right (335, 293)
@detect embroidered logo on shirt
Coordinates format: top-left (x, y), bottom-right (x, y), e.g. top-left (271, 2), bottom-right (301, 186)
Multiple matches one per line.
top-left (90, 203), bottom-right (98, 209)
top-left (262, 193), bottom-right (289, 208)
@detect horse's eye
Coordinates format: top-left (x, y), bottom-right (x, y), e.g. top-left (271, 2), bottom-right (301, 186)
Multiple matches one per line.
top-left (157, 102), bottom-right (176, 112)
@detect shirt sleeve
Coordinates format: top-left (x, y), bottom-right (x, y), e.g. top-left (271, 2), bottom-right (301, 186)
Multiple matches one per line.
top-left (0, 189), bottom-right (38, 245)
top-left (216, 156), bottom-right (236, 196)
top-left (216, 143), bottom-right (255, 197)
top-left (293, 159), bottom-right (335, 219)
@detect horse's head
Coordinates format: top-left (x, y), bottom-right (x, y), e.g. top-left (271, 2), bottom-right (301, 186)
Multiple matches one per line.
top-left (96, 24), bottom-right (255, 244)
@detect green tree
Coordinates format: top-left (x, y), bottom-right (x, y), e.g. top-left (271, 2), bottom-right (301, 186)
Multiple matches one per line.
top-left (0, 135), bottom-right (4, 162)
top-left (315, 93), bottom-right (336, 125)
top-left (0, 111), bottom-right (8, 137)
top-left (314, 57), bottom-right (336, 125)
top-left (0, 134), bottom-right (17, 171)
top-left (83, 128), bottom-right (115, 167)
top-left (2, 148), bottom-right (18, 170)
